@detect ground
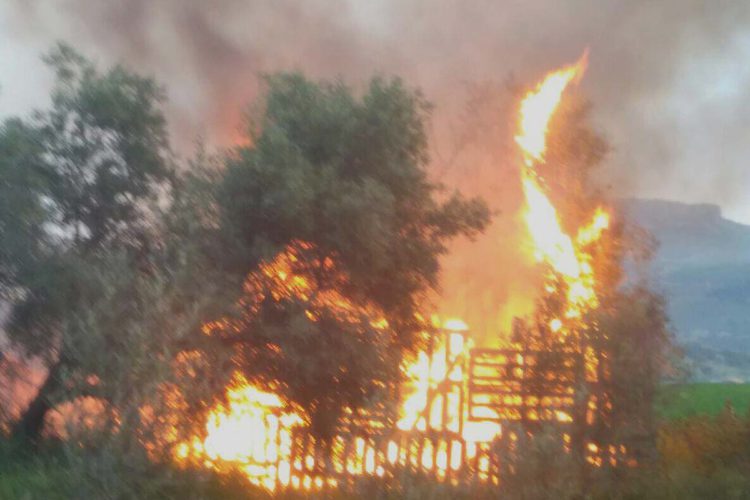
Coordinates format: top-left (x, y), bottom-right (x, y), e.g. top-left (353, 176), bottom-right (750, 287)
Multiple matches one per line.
top-left (4, 383), bottom-right (750, 498)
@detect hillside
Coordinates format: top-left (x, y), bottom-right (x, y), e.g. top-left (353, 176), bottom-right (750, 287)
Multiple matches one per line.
top-left (623, 199), bottom-right (750, 381)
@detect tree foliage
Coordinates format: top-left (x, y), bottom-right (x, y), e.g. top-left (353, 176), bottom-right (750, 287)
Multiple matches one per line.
top-left (4, 43), bottom-right (175, 440)
top-left (220, 74), bottom-right (488, 326)
top-left (0, 42), bottom-right (698, 498)
top-left (2, 56), bottom-right (490, 443)
top-left (0, 119), bottom-right (49, 297)
top-left (214, 73), bottom-right (490, 436)
top-left (39, 43), bottom-right (173, 251)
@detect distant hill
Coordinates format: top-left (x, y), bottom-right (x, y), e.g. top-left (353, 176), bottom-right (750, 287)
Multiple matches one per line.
top-left (622, 198), bottom-right (750, 381)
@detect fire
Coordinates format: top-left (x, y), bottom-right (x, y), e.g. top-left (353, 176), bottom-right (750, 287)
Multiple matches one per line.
top-left (398, 318), bottom-right (462, 433)
top-left (515, 51), bottom-right (609, 324)
top-left (190, 376), bottom-right (302, 490)
top-left (515, 53), bottom-right (587, 162)
top-left (396, 317), bottom-right (503, 446)
top-left (174, 53), bottom-right (620, 490)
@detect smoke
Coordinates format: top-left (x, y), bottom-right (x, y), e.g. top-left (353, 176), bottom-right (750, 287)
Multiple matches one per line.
top-left (3, 0), bottom-right (750, 337)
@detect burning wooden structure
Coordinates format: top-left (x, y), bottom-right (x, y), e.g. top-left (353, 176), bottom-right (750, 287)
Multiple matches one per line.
top-left (175, 51), bottom-right (631, 492)
top-left (180, 319), bottom-right (623, 492)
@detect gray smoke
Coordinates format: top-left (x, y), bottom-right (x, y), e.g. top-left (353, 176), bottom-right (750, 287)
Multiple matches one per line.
top-left (2, 0), bottom-right (750, 338)
top-left (4, 0), bottom-right (750, 215)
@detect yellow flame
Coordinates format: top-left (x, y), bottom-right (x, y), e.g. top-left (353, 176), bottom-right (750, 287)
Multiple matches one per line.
top-left (396, 320), bottom-right (503, 443)
top-left (515, 52), bottom-right (588, 162)
top-left (515, 51), bottom-right (609, 326)
top-left (178, 53), bottom-right (621, 491)
top-left (178, 375), bottom-right (302, 491)
top-left (576, 208), bottom-right (610, 246)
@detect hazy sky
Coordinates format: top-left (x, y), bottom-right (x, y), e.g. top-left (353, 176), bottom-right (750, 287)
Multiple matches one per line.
top-left (2, 0), bottom-right (750, 222)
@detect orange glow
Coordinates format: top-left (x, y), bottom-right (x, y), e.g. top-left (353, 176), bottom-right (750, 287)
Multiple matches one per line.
top-left (516, 51), bottom-right (609, 328)
top-left (397, 319), bottom-right (501, 443)
top-left (174, 53), bottom-right (624, 491)
top-left (515, 52), bottom-right (588, 162)
top-left (177, 375), bottom-right (301, 490)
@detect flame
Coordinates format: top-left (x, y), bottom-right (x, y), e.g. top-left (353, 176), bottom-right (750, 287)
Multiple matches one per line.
top-left (174, 53), bottom-right (622, 490)
top-left (179, 243), bottom-right (386, 490)
top-left (176, 375), bottom-right (302, 490)
top-left (515, 52), bottom-right (588, 162)
top-left (515, 51), bottom-right (609, 325)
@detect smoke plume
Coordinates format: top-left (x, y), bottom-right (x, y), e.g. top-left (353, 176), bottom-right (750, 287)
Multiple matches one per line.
top-left (4, 0), bottom-right (750, 338)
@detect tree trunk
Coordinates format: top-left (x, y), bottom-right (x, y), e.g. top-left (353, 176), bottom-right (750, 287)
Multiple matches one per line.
top-left (12, 360), bottom-right (61, 441)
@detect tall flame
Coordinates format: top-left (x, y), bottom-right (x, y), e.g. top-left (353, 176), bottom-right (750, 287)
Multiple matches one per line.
top-left (175, 52), bottom-right (616, 491)
top-left (515, 51), bottom-right (608, 325)
top-left (515, 52), bottom-right (588, 162)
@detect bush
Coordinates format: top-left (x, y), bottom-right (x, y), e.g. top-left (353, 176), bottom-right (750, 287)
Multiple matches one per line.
top-left (0, 438), bottom-right (270, 500)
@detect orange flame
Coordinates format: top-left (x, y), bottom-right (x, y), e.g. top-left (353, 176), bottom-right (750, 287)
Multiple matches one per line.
top-left (516, 51), bottom-right (609, 325)
top-left (516, 51), bottom-right (588, 162)
top-left (175, 375), bottom-right (302, 491)
top-left (177, 53), bottom-right (617, 490)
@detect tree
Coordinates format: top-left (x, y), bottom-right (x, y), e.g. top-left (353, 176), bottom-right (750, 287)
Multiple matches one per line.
top-left (491, 89), bottom-right (675, 492)
top-left (38, 43), bottom-right (173, 251)
top-left (592, 287), bottom-right (674, 464)
top-left (213, 73), bottom-right (490, 437)
top-left (6, 43), bottom-right (175, 441)
top-left (0, 119), bottom-right (50, 297)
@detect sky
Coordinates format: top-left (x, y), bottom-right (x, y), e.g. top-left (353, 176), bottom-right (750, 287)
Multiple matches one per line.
top-left (1, 0), bottom-right (750, 222)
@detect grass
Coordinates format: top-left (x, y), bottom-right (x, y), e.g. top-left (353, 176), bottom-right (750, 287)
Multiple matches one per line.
top-left (658, 382), bottom-right (750, 420)
top-left (0, 439), bottom-right (269, 500)
top-left (0, 441), bottom-right (75, 500)
top-left (5, 384), bottom-right (750, 498)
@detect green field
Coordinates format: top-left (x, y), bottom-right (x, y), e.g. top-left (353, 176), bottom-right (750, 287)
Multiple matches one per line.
top-left (658, 382), bottom-right (750, 420)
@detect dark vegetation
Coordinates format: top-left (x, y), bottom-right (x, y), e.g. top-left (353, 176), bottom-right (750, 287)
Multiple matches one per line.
top-left (5, 387), bottom-right (750, 499)
top-left (0, 44), bottom-right (744, 498)
top-left (0, 43), bottom-right (489, 496)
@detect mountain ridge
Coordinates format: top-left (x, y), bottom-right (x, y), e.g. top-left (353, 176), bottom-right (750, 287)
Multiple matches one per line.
top-left (622, 198), bottom-right (750, 381)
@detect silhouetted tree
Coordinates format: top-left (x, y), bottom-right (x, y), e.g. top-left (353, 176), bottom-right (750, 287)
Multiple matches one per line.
top-left (5, 43), bottom-right (174, 441)
top-left (213, 73), bottom-right (490, 437)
